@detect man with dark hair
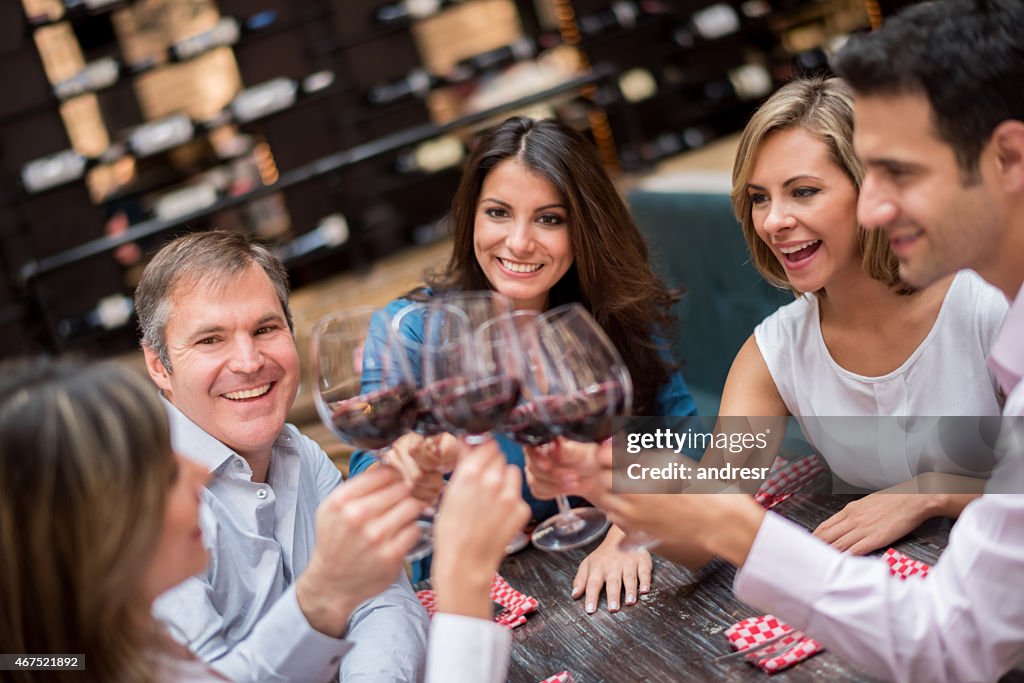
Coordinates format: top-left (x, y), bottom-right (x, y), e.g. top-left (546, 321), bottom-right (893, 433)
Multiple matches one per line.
top-left (577, 2), bottom-right (1024, 680)
top-left (138, 231), bottom-right (429, 682)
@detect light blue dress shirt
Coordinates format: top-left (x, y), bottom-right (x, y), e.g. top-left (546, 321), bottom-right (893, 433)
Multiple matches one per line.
top-left (153, 399), bottom-right (428, 682)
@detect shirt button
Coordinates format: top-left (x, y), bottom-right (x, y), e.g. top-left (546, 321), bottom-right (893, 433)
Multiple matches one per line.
top-left (234, 460), bottom-right (244, 468)
top-left (256, 488), bottom-right (268, 499)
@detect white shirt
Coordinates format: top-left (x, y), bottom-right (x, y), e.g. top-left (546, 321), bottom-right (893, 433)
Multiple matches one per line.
top-left (154, 400), bottom-right (428, 683)
top-left (425, 615), bottom-right (511, 683)
top-left (735, 284), bottom-right (1024, 683)
top-left (755, 270), bottom-right (1007, 488)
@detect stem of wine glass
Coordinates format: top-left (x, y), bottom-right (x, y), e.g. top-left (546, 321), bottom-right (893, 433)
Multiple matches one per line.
top-left (555, 494), bottom-right (579, 521)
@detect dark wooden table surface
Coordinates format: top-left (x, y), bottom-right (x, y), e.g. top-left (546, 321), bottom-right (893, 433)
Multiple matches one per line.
top-left (486, 495), bottom-right (952, 682)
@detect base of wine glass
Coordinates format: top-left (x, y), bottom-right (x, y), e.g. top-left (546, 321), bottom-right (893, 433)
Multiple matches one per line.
top-left (406, 518), bottom-right (434, 562)
top-left (531, 506), bottom-right (609, 551)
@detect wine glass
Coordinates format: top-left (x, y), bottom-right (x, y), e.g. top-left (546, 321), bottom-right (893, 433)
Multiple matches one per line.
top-left (529, 303), bottom-right (630, 551)
top-left (392, 303), bottom-right (446, 439)
top-left (421, 292), bottom-right (523, 445)
top-left (310, 306), bottom-right (432, 560)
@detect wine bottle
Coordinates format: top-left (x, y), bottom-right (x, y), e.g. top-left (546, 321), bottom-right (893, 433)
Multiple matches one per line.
top-left (275, 213), bottom-right (350, 262)
top-left (673, 2), bottom-right (741, 47)
top-left (373, 0), bottom-right (460, 26)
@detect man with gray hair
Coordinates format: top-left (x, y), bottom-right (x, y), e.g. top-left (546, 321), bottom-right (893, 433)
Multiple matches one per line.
top-left (137, 230), bottom-right (429, 682)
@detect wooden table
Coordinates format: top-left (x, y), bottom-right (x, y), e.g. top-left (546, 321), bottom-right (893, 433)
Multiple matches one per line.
top-left (485, 495), bottom-right (952, 682)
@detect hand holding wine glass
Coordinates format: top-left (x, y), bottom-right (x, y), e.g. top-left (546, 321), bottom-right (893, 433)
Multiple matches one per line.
top-left (310, 306), bottom-right (433, 560)
top-left (526, 303), bottom-right (631, 551)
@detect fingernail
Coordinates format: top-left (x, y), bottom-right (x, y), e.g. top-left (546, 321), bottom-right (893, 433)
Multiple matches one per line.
top-left (585, 602), bottom-right (595, 613)
top-left (640, 584), bottom-right (650, 593)
top-left (625, 593), bottom-right (635, 604)
top-left (608, 601), bottom-right (619, 611)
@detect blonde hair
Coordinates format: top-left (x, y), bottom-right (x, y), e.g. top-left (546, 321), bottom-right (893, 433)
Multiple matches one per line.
top-left (730, 76), bottom-right (907, 296)
top-left (0, 357), bottom-right (176, 683)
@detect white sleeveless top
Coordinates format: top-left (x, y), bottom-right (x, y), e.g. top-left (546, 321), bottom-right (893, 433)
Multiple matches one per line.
top-left (754, 270), bottom-right (1008, 488)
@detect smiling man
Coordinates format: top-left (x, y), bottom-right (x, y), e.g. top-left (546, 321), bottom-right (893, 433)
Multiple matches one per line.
top-left (575, 1), bottom-right (1024, 681)
top-left (136, 231), bottom-right (428, 682)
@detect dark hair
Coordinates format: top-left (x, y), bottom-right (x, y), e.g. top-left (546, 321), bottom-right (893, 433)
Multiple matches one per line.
top-left (833, 0), bottom-right (1024, 180)
top-left (0, 356), bottom-right (175, 682)
top-left (135, 230), bottom-right (293, 372)
top-left (426, 116), bottom-right (678, 413)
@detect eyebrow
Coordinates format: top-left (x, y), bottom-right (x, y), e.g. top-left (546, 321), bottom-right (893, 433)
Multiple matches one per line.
top-left (185, 313), bottom-right (286, 341)
top-left (480, 197), bottom-right (568, 212)
top-left (746, 174), bottom-right (826, 191)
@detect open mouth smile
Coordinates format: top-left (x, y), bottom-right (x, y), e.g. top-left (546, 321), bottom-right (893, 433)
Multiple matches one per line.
top-left (497, 257), bottom-right (543, 274)
top-left (778, 239), bottom-right (821, 264)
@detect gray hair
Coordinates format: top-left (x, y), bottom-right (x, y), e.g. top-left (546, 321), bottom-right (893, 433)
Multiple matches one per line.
top-left (134, 231), bottom-right (293, 371)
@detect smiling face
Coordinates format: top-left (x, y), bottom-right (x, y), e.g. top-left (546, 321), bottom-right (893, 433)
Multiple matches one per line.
top-left (854, 92), bottom-right (1005, 288)
top-left (747, 127), bottom-right (862, 294)
top-left (140, 453), bottom-right (210, 601)
top-left (473, 159), bottom-right (574, 311)
top-left (143, 264), bottom-right (300, 462)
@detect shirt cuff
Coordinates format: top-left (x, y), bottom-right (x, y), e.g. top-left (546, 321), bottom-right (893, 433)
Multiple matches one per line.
top-left (425, 614), bottom-right (510, 683)
top-left (733, 511), bottom-right (842, 628)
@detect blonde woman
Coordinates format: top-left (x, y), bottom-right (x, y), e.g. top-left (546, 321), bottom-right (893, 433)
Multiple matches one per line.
top-left (0, 357), bottom-right (213, 682)
top-left (721, 76), bottom-right (1007, 553)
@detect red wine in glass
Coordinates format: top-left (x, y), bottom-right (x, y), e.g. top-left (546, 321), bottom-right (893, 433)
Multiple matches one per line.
top-left (326, 385), bottom-right (417, 450)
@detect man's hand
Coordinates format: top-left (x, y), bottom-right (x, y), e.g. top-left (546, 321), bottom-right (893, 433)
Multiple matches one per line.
top-left (296, 466), bottom-right (424, 637)
top-left (581, 443), bottom-right (762, 569)
top-left (572, 525), bottom-right (652, 613)
top-left (433, 440), bottom-right (531, 619)
top-left (378, 431), bottom-right (459, 504)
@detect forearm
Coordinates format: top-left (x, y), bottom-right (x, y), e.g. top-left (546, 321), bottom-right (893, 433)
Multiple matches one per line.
top-left (701, 496), bottom-right (766, 567)
top-left (158, 582), bottom-right (352, 683)
top-left (342, 572), bottom-right (429, 682)
top-left (917, 472), bottom-right (985, 517)
top-left (735, 505), bottom-right (1024, 683)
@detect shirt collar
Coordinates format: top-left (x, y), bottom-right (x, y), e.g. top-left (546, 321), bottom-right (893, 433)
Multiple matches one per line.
top-left (987, 281), bottom-right (1024, 397)
top-left (161, 395), bottom-right (240, 473)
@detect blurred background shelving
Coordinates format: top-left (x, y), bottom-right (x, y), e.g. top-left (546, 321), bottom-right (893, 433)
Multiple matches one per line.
top-left (1, 0), bottom-right (873, 362)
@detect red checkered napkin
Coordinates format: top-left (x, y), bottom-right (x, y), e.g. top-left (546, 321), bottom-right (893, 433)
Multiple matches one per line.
top-left (537, 672), bottom-right (574, 683)
top-left (415, 573), bottom-right (538, 629)
top-left (724, 615), bottom-right (824, 673)
top-left (754, 456), bottom-right (827, 510)
top-left (884, 548), bottom-right (932, 580)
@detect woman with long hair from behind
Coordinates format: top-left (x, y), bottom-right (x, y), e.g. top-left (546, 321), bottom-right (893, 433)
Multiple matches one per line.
top-left (0, 357), bottom-right (212, 682)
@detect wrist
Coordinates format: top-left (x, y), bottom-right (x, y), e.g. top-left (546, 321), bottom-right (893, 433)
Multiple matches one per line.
top-left (701, 497), bottom-right (765, 567)
top-left (295, 571), bottom-right (356, 638)
top-left (435, 572), bottom-right (493, 620)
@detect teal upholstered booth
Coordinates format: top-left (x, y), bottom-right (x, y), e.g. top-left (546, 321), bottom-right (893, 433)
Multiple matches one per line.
top-left (628, 175), bottom-right (791, 416)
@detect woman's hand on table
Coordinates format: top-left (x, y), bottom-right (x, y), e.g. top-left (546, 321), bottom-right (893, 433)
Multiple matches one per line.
top-left (813, 472), bottom-right (983, 554)
top-left (812, 480), bottom-right (934, 554)
top-left (572, 525), bottom-right (652, 614)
